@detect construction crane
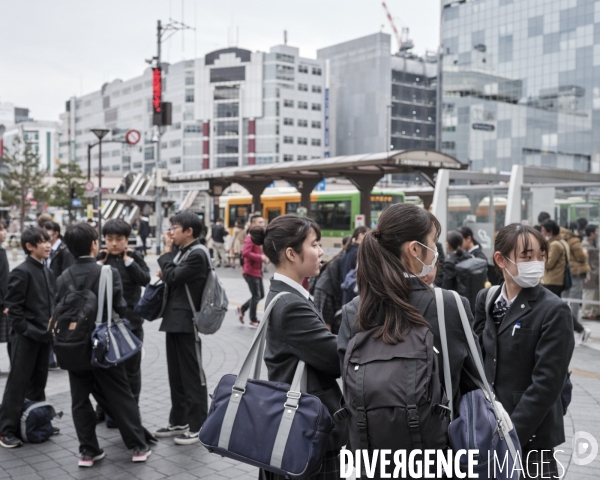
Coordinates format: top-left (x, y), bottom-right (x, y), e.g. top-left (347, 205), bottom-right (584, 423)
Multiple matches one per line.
top-left (382, 2), bottom-right (414, 53)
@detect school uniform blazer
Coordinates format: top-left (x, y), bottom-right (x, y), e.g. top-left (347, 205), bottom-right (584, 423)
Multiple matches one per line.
top-left (337, 278), bottom-right (482, 414)
top-left (264, 278), bottom-right (347, 450)
top-left (473, 284), bottom-right (575, 450)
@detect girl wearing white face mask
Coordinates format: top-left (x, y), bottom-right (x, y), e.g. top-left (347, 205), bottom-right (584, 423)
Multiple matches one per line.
top-left (473, 224), bottom-right (575, 480)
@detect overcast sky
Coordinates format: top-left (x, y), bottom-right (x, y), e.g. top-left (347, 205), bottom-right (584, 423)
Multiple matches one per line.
top-left (0, 0), bottom-right (440, 121)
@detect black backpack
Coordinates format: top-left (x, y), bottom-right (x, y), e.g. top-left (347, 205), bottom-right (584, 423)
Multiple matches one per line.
top-left (342, 324), bottom-right (450, 454)
top-left (50, 265), bottom-right (102, 371)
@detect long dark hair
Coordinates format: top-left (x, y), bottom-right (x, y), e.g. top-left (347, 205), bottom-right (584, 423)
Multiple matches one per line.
top-left (447, 231), bottom-right (465, 256)
top-left (345, 225), bottom-right (368, 252)
top-left (357, 204), bottom-right (441, 344)
top-left (249, 214), bottom-right (321, 266)
top-left (458, 226), bottom-right (479, 246)
top-left (493, 224), bottom-right (548, 277)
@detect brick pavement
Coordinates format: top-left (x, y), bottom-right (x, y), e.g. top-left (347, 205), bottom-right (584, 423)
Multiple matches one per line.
top-left (0, 253), bottom-right (598, 479)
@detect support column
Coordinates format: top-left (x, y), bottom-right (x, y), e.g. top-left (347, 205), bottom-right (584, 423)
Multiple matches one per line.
top-left (208, 182), bottom-right (231, 222)
top-left (202, 121), bottom-right (210, 169)
top-left (248, 118), bottom-right (256, 165)
top-left (345, 173), bottom-right (384, 228)
top-left (236, 180), bottom-right (273, 215)
top-left (284, 177), bottom-right (322, 215)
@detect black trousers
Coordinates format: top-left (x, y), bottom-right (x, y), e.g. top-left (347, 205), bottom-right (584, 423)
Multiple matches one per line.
top-left (0, 332), bottom-right (49, 435)
top-left (69, 364), bottom-right (147, 454)
top-left (242, 274), bottom-right (264, 322)
top-left (166, 332), bottom-right (208, 433)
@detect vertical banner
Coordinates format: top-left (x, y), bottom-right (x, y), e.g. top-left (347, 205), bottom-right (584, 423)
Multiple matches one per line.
top-left (152, 67), bottom-right (163, 126)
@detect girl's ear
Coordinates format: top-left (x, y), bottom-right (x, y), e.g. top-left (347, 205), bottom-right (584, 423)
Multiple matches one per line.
top-left (493, 251), bottom-right (506, 270)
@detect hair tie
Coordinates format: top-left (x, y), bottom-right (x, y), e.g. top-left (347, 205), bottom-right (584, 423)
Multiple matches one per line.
top-left (373, 228), bottom-right (381, 239)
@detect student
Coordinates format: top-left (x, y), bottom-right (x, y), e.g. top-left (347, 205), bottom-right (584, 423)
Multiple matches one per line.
top-left (57, 223), bottom-right (152, 466)
top-left (97, 219), bottom-right (151, 404)
top-left (211, 218), bottom-right (229, 267)
top-left (0, 228), bottom-right (55, 449)
top-left (582, 224), bottom-right (599, 319)
top-left (458, 225), bottom-right (486, 261)
top-left (43, 221), bottom-right (75, 279)
top-left (138, 216), bottom-right (150, 255)
top-left (537, 211), bottom-right (551, 226)
top-left (337, 204), bottom-right (481, 446)
top-left (155, 210), bottom-right (209, 444)
top-left (238, 214), bottom-right (269, 327)
top-left (249, 214), bottom-right (347, 480)
top-left (473, 224), bottom-right (575, 479)
top-left (0, 222), bottom-right (8, 376)
top-left (340, 225), bottom-right (368, 304)
top-left (229, 219), bottom-right (246, 268)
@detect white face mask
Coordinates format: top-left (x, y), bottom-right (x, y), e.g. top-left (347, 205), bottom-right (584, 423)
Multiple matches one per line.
top-left (544, 236), bottom-right (551, 241)
top-left (504, 257), bottom-right (545, 288)
top-left (415, 241), bottom-right (439, 278)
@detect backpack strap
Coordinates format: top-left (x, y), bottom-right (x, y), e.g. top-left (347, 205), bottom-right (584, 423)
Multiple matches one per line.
top-left (63, 270), bottom-right (78, 294)
top-left (485, 285), bottom-right (501, 314)
top-left (406, 359), bottom-right (423, 448)
top-left (434, 288), bottom-right (454, 421)
top-left (354, 362), bottom-right (369, 451)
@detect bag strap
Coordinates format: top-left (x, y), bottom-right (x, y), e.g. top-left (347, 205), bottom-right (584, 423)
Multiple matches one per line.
top-left (448, 290), bottom-right (521, 467)
top-left (485, 285), bottom-right (501, 314)
top-left (96, 266), bottom-right (111, 326)
top-left (354, 361), bottom-right (369, 451)
top-left (63, 270), bottom-right (77, 294)
top-left (559, 240), bottom-right (571, 263)
top-left (406, 359), bottom-right (423, 448)
top-left (434, 288), bottom-right (454, 421)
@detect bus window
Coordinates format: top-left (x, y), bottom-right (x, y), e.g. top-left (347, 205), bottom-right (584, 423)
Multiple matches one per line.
top-left (286, 202), bottom-right (301, 214)
top-left (229, 204), bottom-right (251, 228)
top-left (267, 208), bottom-right (281, 223)
top-left (370, 195), bottom-right (403, 227)
top-left (311, 201), bottom-right (351, 231)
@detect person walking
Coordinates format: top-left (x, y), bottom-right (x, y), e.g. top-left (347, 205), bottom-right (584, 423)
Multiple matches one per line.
top-left (230, 219), bottom-right (246, 268)
top-left (582, 224), bottom-right (599, 319)
top-left (138, 216), bottom-right (150, 256)
top-left (249, 214), bottom-right (347, 479)
top-left (238, 214), bottom-right (269, 327)
top-left (0, 228), bottom-right (55, 449)
top-left (210, 219), bottom-right (229, 267)
top-left (154, 211), bottom-right (209, 444)
top-left (473, 224), bottom-right (575, 479)
top-left (0, 223), bottom-right (8, 377)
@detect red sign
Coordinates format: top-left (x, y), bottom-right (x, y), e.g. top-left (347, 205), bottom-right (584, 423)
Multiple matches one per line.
top-left (125, 129), bottom-right (141, 145)
top-left (152, 68), bottom-right (162, 114)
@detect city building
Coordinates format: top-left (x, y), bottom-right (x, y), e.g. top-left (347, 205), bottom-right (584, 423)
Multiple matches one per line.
top-left (440, 0), bottom-right (599, 173)
top-left (317, 32), bottom-right (438, 159)
top-left (57, 43), bottom-right (327, 204)
top-left (2, 120), bottom-right (60, 173)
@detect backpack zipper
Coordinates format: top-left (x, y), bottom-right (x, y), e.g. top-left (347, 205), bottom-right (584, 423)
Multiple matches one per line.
top-left (466, 393), bottom-right (475, 450)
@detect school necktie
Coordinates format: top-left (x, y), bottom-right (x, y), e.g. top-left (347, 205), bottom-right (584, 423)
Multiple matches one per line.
top-left (492, 297), bottom-right (509, 330)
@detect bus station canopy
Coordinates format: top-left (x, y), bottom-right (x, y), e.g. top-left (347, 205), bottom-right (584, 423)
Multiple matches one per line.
top-left (165, 149), bottom-right (467, 226)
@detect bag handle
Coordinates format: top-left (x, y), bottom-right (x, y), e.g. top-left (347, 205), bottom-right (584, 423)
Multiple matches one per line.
top-left (434, 288), bottom-right (454, 421)
top-left (447, 289), bottom-right (521, 467)
top-left (96, 266), bottom-right (113, 326)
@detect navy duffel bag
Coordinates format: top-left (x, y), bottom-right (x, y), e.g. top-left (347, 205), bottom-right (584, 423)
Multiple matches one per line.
top-left (199, 292), bottom-right (334, 479)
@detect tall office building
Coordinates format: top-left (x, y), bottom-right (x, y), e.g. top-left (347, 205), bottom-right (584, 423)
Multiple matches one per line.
top-left (440, 0), bottom-right (599, 172)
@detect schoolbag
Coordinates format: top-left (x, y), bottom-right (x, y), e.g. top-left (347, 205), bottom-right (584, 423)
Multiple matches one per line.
top-left (342, 323), bottom-right (450, 454)
top-left (341, 269), bottom-right (357, 304)
top-left (134, 280), bottom-right (165, 321)
top-left (50, 265), bottom-right (102, 371)
top-left (308, 260), bottom-right (328, 296)
top-left (19, 401), bottom-right (62, 443)
top-left (184, 244), bottom-right (229, 335)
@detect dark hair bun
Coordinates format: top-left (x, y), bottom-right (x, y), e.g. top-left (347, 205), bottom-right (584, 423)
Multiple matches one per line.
top-left (249, 226), bottom-right (266, 246)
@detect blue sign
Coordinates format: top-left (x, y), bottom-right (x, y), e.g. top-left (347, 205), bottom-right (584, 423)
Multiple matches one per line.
top-left (316, 179), bottom-right (326, 191)
top-left (71, 199), bottom-right (83, 207)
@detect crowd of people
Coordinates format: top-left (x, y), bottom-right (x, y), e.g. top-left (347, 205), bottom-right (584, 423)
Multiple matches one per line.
top-left (0, 204), bottom-right (594, 478)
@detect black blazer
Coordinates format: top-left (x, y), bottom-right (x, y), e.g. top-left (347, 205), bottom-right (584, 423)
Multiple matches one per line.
top-left (0, 246), bottom-right (8, 309)
top-left (264, 278), bottom-right (346, 450)
top-left (56, 257), bottom-right (127, 322)
top-left (6, 255), bottom-right (56, 342)
top-left (48, 241), bottom-right (75, 279)
top-left (337, 278), bottom-right (481, 413)
top-left (158, 239), bottom-right (209, 333)
top-left (474, 284), bottom-right (575, 450)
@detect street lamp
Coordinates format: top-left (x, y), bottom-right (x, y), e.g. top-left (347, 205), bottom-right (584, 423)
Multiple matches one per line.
top-left (91, 128), bottom-right (109, 239)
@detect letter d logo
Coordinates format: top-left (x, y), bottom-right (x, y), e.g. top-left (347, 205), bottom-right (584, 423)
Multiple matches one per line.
top-left (572, 432), bottom-right (598, 466)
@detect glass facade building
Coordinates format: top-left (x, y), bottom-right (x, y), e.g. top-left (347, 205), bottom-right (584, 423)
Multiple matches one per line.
top-left (441, 0), bottom-right (600, 173)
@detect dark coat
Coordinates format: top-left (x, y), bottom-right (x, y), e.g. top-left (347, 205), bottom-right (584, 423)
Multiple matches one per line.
top-left (158, 239), bottom-right (209, 333)
top-left (340, 243), bottom-right (358, 281)
top-left (474, 284), bottom-right (575, 450)
top-left (469, 245), bottom-right (487, 261)
top-left (96, 251), bottom-right (150, 327)
top-left (0, 246), bottom-right (7, 343)
top-left (264, 278), bottom-right (347, 450)
top-left (138, 220), bottom-right (150, 238)
top-left (56, 257), bottom-right (127, 322)
top-left (434, 241), bottom-right (446, 287)
top-left (5, 255), bottom-right (56, 343)
top-left (337, 278), bottom-right (482, 413)
top-left (442, 251), bottom-right (484, 312)
top-left (48, 240), bottom-right (75, 279)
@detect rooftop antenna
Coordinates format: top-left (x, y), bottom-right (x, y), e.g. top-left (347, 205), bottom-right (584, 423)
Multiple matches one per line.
top-left (284, 30), bottom-right (287, 45)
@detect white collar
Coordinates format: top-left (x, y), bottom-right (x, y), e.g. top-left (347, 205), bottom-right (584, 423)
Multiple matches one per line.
top-left (51, 238), bottom-right (62, 251)
top-left (273, 272), bottom-right (310, 299)
top-left (468, 245), bottom-right (480, 253)
top-left (495, 283), bottom-right (516, 307)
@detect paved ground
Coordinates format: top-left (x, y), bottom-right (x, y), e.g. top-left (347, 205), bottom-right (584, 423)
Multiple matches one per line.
top-left (0, 252), bottom-right (599, 479)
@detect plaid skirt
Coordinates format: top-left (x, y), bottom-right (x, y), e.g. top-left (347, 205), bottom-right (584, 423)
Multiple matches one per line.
top-left (0, 313), bottom-right (8, 343)
top-left (259, 451), bottom-right (341, 480)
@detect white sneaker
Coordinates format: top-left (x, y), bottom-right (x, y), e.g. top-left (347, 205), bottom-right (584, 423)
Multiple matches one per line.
top-left (174, 431), bottom-right (199, 445)
top-left (581, 327), bottom-right (592, 344)
top-left (154, 425), bottom-right (189, 438)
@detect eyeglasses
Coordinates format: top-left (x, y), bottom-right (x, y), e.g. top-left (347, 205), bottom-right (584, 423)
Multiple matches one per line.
top-left (167, 226), bottom-right (182, 232)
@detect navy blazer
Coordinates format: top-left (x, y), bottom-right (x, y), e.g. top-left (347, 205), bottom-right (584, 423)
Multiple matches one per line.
top-left (474, 284), bottom-right (575, 450)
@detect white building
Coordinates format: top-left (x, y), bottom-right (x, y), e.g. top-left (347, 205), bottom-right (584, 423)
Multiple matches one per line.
top-left (57, 44), bottom-right (328, 204)
top-left (2, 120), bottom-right (60, 173)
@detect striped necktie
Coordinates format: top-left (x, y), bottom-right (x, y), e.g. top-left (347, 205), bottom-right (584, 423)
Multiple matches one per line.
top-left (492, 297), bottom-right (509, 330)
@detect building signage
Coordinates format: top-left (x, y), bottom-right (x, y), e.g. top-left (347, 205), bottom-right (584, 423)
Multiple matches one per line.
top-left (472, 123), bottom-right (495, 132)
top-left (152, 68), bottom-right (162, 115)
top-left (324, 88), bottom-right (330, 157)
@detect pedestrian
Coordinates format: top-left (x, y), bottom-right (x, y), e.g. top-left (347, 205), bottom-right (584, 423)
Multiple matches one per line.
top-left (473, 224), bottom-right (574, 479)
top-left (0, 228), bottom-right (55, 449)
top-left (154, 210), bottom-right (209, 444)
top-left (560, 222), bottom-right (591, 341)
top-left (582, 224), bottom-right (599, 319)
top-left (576, 217), bottom-right (588, 239)
top-left (43, 221), bottom-right (75, 279)
top-left (339, 226), bottom-right (368, 304)
top-left (249, 214), bottom-right (347, 479)
top-left (0, 222), bottom-right (8, 377)
top-left (230, 219), bottom-right (246, 268)
top-left (237, 214), bottom-right (269, 327)
top-left (442, 230), bottom-right (487, 312)
top-left (337, 204), bottom-right (481, 456)
top-left (138, 216), bottom-right (150, 255)
top-left (537, 211), bottom-right (551, 226)
top-left (57, 223), bottom-right (153, 466)
top-left (458, 225), bottom-right (486, 260)
top-left (210, 218), bottom-right (229, 267)
top-left (96, 219), bottom-right (150, 409)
